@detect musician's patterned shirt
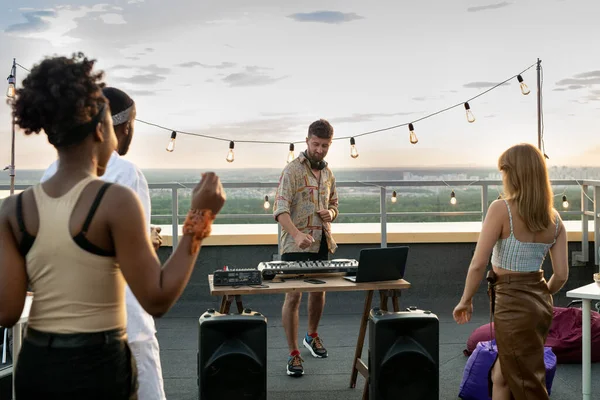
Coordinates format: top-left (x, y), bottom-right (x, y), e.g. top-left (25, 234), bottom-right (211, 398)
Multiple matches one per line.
top-left (273, 152), bottom-right (339, 255)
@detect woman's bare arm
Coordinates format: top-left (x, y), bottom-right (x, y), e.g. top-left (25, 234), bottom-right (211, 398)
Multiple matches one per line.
top-left (548, 219), bottom-right (569, 294)
top-left (108, 173), bottom-right (224, 317)
top-left (0, 197), bottom-right (28, 327)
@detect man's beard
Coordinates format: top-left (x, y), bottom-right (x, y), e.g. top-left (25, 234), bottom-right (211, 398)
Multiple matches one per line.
top-left (307, 149), bottom-right (324, 161)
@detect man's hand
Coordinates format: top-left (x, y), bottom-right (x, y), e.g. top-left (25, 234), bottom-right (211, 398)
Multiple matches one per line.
top-left (318, 209), bottom-right (333, 222)
top-left (151, 226), bottom-right (163, 251)
top-left (294, 232), bottom-right (315, 249)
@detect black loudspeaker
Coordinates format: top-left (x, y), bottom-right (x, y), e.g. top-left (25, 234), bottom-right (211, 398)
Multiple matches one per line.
top-left (197, 308), bottom-right (267, 400)
top-left (369, 307), bottom-right (439, 400)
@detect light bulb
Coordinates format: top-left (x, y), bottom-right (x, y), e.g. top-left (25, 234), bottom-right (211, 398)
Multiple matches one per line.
top-left (6, 75), bottom-right (15, 98)
top-left (226, 141), bottom-right (235, 163)
top-left (408, 123), bottom-right (418, 144)
top-left (450, 190), bottom-right (457, 205)
top-left (562, 195), bottom-right (569, 209)
top-left (166, 131), bottom-right (177, 152)
top-left (350, 137), bottom-right (359, 158)
top-left (287, 143), bottom-right (295, 163)
top-left (263, 195), bottom-right (271, 209)
top-left (391, 190), bottom-right (397, 203)
top-left (464, 102), bottom-right (475, 123)
top-left (517, 75), bottom-right (530, 95)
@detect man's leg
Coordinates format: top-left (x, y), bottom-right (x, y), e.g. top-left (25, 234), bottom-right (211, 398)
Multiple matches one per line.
top-left (303, 291), bottom-right (328, 358)
top-left (129, 336), bottom-right (167, 400)
top-left (282, 292), bottom-right (304, 377)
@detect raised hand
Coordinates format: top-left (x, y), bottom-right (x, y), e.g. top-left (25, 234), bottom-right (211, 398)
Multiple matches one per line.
top-left (191, 172), bottom-right (226, 215)
top-left (151, 226), bottom-right (163, 251)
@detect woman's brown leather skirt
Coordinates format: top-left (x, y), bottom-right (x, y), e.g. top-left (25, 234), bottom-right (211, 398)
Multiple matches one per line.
top-left (487, 269), bottom-right (553, 400)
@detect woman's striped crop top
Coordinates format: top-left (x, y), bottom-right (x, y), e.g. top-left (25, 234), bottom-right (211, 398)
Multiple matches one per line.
top-left (491, 199), bottom-right (559, 272)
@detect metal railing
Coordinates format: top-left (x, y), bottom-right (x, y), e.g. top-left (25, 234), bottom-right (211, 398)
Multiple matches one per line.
top-left (3, 179), bottom-right (599, 265)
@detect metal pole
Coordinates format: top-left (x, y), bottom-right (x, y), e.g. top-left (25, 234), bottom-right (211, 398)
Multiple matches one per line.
top-left (380, 187), bottom-right (387, 248)
top-left (9, 58), bottom-right (16, 195)
top-left (171, 188), bottom-right (179, 249)
top-left (536, 58), bottom-right (542, 151)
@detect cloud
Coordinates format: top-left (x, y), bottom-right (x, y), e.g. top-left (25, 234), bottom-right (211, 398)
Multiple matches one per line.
top-left (555, 71), bottom-right (600, 101)
top-left (287, 11), bottom-right (364, 24)
top-left (176, 116), bottom-right (308, 141)
top-left (467, 2), bottom-right (512, 12)
top-left (99, 13), bottom-right (126, 25)
top-left (555, 71), bottom-right (600, 87)
top-left (4, 10), bottom-right (57, 34)
top-left (107, 64), bottom-right (170, 85)
top-left (221, 66), bottom-right (288, 87)
top-left (329, 112), bottom-right (418, 124)
top-left (463, 81), bottom-right (510, 89)
top-left (3, 5), bottom-right (128, 46)
top-left (118, 73), bottom-right (166, 85)
top-left (177, 61), bottom-right (237, 69)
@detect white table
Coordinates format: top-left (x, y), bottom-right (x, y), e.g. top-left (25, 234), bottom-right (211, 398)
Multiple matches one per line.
top-left (0, 295), bottom-right (32, 400)
top-left (566, 282), bottom-right (600, 400)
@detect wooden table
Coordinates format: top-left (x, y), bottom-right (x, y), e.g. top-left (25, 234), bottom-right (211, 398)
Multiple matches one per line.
top-left (208, 275), bottom-right (411, 399)
top-left (566, 282), bottom-right (600, 400)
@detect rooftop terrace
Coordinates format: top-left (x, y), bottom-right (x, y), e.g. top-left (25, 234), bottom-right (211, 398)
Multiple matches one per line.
top-left (2, 179), bottom-right (600, 399)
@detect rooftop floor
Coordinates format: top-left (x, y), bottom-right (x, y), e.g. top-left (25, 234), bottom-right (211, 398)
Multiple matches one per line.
top-left (157, 294), bottom-right (598, 400)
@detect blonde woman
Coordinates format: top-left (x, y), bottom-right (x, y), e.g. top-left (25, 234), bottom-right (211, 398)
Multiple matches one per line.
top-left (453, 143), bottom-right (569, 399)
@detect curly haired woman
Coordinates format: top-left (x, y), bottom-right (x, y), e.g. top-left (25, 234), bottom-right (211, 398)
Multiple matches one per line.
top-left (0, 53), bottom-right (226, 399)
top-left (453, 143), bottom-right (569, 400)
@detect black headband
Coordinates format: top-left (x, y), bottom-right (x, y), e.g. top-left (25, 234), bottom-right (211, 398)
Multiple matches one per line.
top-left (49, 103), bottom-right (107, 147)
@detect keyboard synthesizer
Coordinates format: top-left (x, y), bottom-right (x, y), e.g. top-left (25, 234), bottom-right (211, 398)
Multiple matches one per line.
top-left (257, 259), bottom-right (358, 280)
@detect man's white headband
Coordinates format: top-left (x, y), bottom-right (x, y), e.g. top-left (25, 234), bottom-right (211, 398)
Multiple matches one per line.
top-left (112, 105), bottom-right (134, 126)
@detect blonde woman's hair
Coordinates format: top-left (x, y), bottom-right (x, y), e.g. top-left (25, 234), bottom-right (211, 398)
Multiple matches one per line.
top-left (498, 143), bottom-right (555, 232)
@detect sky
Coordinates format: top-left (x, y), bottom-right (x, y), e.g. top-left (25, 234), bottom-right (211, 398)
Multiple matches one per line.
top-left (0, 0), bottom-right (599, 171)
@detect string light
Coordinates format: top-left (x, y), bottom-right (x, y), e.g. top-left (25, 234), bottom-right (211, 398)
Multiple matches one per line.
top-left (562, 195), bottom-right (569, 209)
top-left (6, 74), bottom-right (15, 98)
top-left (350, 137), bottom-right (359, 158)
top-left (287, 143), bottom-right (295, 163)
top-left (464, 102), bottom-right (475, 123)
top-left (226, 141), bottom-right (235, 163)
top-left (391, 190), bottom-right (397, 203)
top-left (263, 195), bottom-right (271, 209)
top-left (9, 58), bottom-right (539, 162)
top-left (146, 61), bottom-right (537, 159)
top-left (166, 131), bottom-right (176, 152)
top-left (450, 190), bottom-right (457, 205)
top-left (517, 75), bottom-right (530, 95)
top-left (408, 123), bottom-right (418, 144)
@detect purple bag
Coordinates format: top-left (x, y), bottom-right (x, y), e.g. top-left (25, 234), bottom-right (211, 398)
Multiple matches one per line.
top-left (458, 340), bottom-right (557, 399)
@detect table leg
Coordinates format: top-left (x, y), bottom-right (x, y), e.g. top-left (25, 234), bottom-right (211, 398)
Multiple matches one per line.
top-left (392, 290), bottom-right (400, 312)
top-left (350, 290), bottom-right (373, 389)
top-left (219, 296), bottom-right (228, 313)
top-left (235, 295), bottom-right (244, 313)
top-left (12, 322), bottom-right (23, 400)
top-left (379, 290), bottom-right (388, 312)
top-left (582, 299), bottom-right (591, 400)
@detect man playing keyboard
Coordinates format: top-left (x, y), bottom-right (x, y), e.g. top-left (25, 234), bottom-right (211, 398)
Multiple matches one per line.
top-left (273, 119), bottom-right (339, 377)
